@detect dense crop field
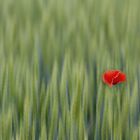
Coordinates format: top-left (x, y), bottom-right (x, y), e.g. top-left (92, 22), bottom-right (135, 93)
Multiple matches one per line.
top-left (0, 0), bottom-right (140, 139)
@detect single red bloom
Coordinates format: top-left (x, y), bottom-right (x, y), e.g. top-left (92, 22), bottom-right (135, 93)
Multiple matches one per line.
top-left (102, 70), bottom-right (126, 87)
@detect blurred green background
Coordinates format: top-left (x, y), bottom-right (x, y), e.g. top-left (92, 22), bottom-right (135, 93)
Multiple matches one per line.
top-left (0, 0), bottom-right (140, 139)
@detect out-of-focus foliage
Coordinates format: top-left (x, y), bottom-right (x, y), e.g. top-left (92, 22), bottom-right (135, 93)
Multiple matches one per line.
top-left (0, 0), bottom-right (140, 139)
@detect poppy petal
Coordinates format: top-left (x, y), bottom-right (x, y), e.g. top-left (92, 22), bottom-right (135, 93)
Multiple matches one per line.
top-left (112, 72), bottom-right (126, 85)
top-left (103, 70), bottom-right (120, 86)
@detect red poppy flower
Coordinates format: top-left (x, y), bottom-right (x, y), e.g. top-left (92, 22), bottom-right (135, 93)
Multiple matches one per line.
top-left (102, 70), bottom-right (126, 87)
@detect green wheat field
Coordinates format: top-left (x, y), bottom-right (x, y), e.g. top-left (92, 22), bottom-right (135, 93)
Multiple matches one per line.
top-left (0, 0), bottom-right (140, 139)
